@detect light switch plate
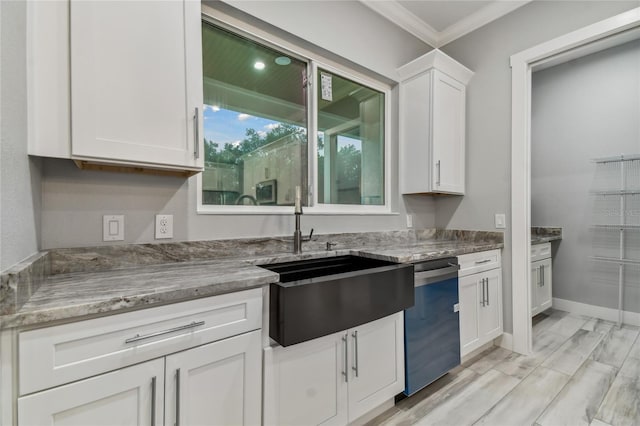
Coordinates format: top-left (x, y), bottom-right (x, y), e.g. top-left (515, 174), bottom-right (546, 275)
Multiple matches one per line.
top-left (155, 214), bottom-right (174, 239)
top-left (495, 213), bottom-right (506, 229)
top-left (103, 215), bottom-right (124, 241)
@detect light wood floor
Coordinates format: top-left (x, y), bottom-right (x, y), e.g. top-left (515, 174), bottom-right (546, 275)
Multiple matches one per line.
top-left (367, 309), bottom-right (640, 426)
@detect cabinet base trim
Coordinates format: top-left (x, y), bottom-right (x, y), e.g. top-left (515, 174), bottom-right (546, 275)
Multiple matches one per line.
top-left (552, 298), bottom-right (640, 326)
top-left (73, 160), bottom-right (201, 178)
top-left (460, 340), bottom-right (495, 364)
top-left (349, 398), bottom-right (394, 426)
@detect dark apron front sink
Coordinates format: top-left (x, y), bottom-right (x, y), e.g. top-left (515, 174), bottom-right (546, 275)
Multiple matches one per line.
top-left (261, 255), bottom-right (414, 346)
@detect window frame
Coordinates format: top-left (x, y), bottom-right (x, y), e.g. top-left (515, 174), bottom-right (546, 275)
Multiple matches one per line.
top-left (197, 10), bottom-right (392, 215)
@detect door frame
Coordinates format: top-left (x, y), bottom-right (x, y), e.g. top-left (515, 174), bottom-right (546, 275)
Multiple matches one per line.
top-left (510, 7), bottom-right (640, 355)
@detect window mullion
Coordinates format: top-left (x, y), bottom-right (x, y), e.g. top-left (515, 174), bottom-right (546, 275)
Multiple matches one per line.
top-left (308, 61), bottom-right (319, 208)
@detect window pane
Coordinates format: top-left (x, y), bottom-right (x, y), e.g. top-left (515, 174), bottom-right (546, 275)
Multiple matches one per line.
top-left (201, 23), bottom-right (308, 206)
top-left (317, 70), bottom-right (384, 205)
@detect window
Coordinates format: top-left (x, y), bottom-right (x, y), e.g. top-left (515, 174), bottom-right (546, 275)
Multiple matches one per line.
top-left (199, 21), bottom-right (388, 213)
top-left (317, 70), bottom-right (385, 206)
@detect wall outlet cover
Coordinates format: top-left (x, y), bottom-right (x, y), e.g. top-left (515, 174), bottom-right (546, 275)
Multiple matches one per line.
top-left (103, 215), bottom-right (124, 241)
top-left (155, 214), bottom-right (174, 239)
top-left (406, 214), bottom-right (413, 228)
top-left (495, 213), bottom-right (506, 229)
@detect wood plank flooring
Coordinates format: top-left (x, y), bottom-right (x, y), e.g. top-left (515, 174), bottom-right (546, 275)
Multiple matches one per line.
top-left (366, 309), bottom-right (640, 426)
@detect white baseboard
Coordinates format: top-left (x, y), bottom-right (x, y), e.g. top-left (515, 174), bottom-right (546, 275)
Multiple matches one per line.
top-left (553, 298), bottom-right (640, 327)
top-left (494, 332), bottom-right (513, 351)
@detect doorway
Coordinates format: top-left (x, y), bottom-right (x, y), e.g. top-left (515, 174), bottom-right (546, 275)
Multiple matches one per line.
top-left (510, 7), bottom-right (640, 355)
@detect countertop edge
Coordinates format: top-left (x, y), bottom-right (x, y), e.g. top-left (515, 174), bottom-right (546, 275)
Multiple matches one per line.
top-left (1, 272), bottom-right (278, 330)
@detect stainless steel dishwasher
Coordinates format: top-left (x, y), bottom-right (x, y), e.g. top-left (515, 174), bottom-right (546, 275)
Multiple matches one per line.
top-left (403, 257), bottom-right (460, 396)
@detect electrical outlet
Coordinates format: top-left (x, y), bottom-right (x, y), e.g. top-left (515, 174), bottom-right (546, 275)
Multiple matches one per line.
top-left (406, 214), bottom-right (413, 228)
top-left (495, 213), bottom-right (506, 229)
top-left (155, 214), bottom-right (174, 239)
top-left (103, 215), bottom-right (124, 241)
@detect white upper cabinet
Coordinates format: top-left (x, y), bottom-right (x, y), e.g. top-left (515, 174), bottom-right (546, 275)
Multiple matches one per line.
top-left (398, 49), bottom-right (473, 195)
top-left (28, 0), bottom-right (204, 175)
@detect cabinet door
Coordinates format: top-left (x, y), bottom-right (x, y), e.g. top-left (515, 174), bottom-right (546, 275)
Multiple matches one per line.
top-left (263, 332), bottom-right (348, 426)
top-left (398, 71), bottom-right (432, 194)
top-left (531, 261), bottom-right (540, 316)
top-left (18, 358), bottom-right (164, 426)
top-left (459, 274), bottom-right (481, 356)
top-left (348, 312), bottom-right (404, 422)
top-left (165, 330), bottom-right (261, 426)
top-left (480, 268), bottom-right (503, 340)
top-left (431, 70), bottom-right (466, 194)
top-left (537, 258), bottom-right (553, 313)
top-left (70, 0), bottom-right (203, 170)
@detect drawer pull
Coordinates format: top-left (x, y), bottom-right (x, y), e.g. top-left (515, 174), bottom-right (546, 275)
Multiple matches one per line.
top-left (125, 321), bottom-right (205, 344)
top-left (475, 259), bottom-right (492, 265)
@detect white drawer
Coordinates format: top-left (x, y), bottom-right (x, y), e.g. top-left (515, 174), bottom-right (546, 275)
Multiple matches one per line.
top-left (531, 242), bottom-right (551, 262)
top-left (458, 249), bottom-right (502, 277)
top-left (19, 288), bottom-right (262, 395)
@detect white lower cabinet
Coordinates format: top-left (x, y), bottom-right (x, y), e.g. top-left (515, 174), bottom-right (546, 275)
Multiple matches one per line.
top-left (165, 330), bottom-right (262, 426)
top-left (458, 250), bottom-right (503, 357)
top-left (263, 312), bottom-right (404, 426)
top-left (531, 243), bottom-right (553, 316)
top-left (18, 331), bottom-right (261, 426)
top-left (18, 358), bottom-right (165, 426)
top-left (531, 258), bottom-right (553, 316)
top-left (16, 289), bottom-right (262, 426)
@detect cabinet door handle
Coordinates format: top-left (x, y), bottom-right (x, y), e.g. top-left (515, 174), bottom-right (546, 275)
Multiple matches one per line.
top-left (175, 368), bottom-right (181, 426)
top-left (351, 331), bottom-right (359, 378)
top-left (436, 160), bottom-right (441, 186)
top-left (151, 376), bottom-right (157, 426)
top-left (481, 278), bottom-right (485, 307)
top-left (538, 265), bottom-right (542, 287)
top-left (486, 278), bottom-right (490, 306)
top-left (540, 265), bottom-right (544, 286)
top-left (125, 321), bottom-right (205, 344)
top-left (194, 107), bottom-right (200, 159)
top-left (341, 334), bottom-right (349, 383)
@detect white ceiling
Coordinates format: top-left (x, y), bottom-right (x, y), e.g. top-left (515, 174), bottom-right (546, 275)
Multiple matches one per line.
top-left (361, 0), bottom-right (532, 48)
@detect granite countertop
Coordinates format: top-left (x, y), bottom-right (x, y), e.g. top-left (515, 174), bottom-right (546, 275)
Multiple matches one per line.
top-left (0, 229), bottom-right (504, 329)
top-left (531, 227), bottom-right (563, 245)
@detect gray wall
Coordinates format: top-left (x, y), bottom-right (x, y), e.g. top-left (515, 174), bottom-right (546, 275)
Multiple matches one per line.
top-left (0, 1), bottom-right (42, 271)
top-left (532, 40), bottom-right (640, 313)
top-left (39, 1), bottom-right (436, 249)
top-left (438, 0), bottom-right (639, 333)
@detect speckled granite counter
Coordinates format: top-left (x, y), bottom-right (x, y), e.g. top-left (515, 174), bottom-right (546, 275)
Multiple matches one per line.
top-left (531, 227), bottom-right (563, 244)
top-left (1, 229), bottom-right (503, 329)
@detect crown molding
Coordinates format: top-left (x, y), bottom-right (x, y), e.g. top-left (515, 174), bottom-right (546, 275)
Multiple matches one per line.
top-left (360, 0), bottom-right (439, 47)
top-left (361, 0), bottom-right (532, 48)
top-left (438, 1), bottom-right (532, 47)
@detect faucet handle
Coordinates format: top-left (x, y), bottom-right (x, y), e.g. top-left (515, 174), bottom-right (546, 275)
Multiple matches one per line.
top-left (302, 228), bottom-right (314, 242)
